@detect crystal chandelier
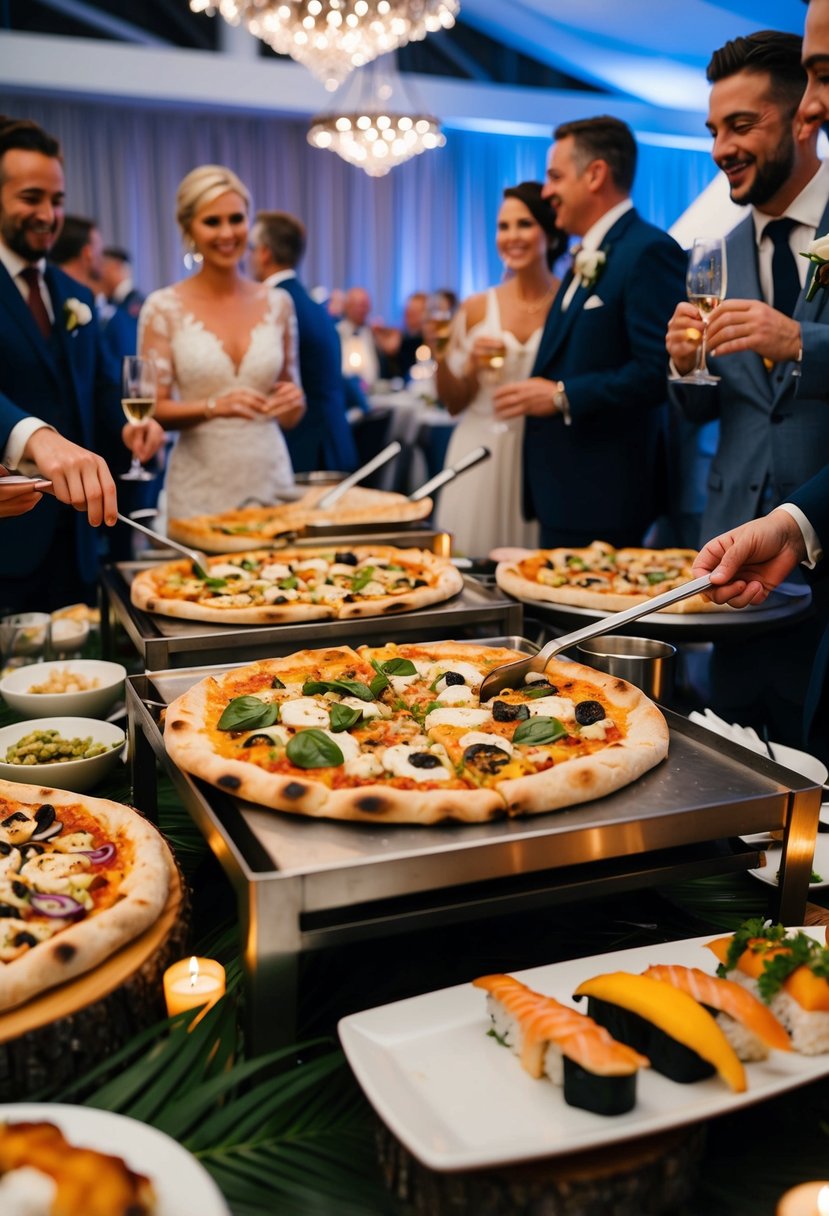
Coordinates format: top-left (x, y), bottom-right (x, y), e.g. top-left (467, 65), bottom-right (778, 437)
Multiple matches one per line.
top-left (190, 0), bottom-right (459, 91)
top-left (307, 58), bottom-right (445, 175)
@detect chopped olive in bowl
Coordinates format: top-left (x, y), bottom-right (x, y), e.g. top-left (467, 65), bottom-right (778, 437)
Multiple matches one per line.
top-left (0, 717), bottom-right (126, 792)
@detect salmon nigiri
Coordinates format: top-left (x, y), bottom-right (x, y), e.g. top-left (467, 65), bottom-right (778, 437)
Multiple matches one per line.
top-left (644, 964), bottom-right (791, 1060)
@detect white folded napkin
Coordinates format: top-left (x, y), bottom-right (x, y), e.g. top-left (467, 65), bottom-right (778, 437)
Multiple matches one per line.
top-left (688, 708), bottom-right (769, 754)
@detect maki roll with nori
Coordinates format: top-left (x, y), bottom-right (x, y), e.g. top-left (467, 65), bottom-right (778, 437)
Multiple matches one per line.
top-left (573, 972), bottom-right (746, 1092)
top-left (474, 973), bottom-right (649, 1116)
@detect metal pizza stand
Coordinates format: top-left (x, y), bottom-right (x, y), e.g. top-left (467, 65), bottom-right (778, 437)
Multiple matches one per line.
top-left (125, 637), bottom-right (822, 1056)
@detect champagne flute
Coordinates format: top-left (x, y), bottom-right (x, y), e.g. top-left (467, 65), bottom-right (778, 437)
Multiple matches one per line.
top-left (473, 337), bottom-right (511, 434)
top-left (120, 354), bottom-right (158, 482)
top-left (681, 237), bottom-right (727, 385)
top-left (425, 293), bottom-right (453, 357)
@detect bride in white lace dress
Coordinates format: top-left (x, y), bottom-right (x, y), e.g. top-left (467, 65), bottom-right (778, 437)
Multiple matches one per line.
top-left (433, 182), bottom-right (564, 555)
top-left (139, 165), bottom-right (305, 522)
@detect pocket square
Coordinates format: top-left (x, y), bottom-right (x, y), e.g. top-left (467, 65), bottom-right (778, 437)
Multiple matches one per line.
top-left (583, 295), bottom-right (604, 310)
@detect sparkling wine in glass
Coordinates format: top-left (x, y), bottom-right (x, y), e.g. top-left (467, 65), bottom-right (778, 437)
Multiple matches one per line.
top-left (425, 292), bottom-right (453, 357)
top-left (682, 237), bottom-right (727, 384)
top-left (120, 354), bottom-right (157, 482)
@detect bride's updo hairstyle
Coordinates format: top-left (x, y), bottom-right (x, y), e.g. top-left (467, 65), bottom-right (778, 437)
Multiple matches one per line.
top-left (503, 181), bottom-right (567, 270)
top-left (175, 164), bottom-right (252, 241)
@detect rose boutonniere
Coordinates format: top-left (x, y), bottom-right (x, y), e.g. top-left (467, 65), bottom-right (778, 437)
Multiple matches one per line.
top-left (574, 247), bottom-right (607, 291)
top-left (63, 297), bottom-right (93, 332)
top-left (801, 234), bottom-right (829, 303)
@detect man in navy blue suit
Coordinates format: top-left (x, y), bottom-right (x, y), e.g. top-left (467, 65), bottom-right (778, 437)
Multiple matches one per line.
top-left (0, 117), bottom-right (163, 610)
top-left (494, 116), bottom-right (686, 548)
top-left (99, 245), bottom-right (144, 366)
top-left (249, 211), bottom-right (357, 475)
top-left (694, 0), bottom-right (829, 764)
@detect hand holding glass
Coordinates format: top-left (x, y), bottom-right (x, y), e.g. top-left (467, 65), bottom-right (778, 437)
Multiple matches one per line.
top-left (120, 355), bottom-right (157, 482)
top-left (425, 293), bottom-right (453, 357)
top-left (677, 238), bottom-right (727, 385)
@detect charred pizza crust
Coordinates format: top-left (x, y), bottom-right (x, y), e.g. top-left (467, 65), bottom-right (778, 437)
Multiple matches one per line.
top-left (130, 545), bottom-right (463, 626)
top-left (169, 485), bottom-right (434, 554)
top-left (496, 541), bottom-right (724, 614)
top-left (163, 643), bottom-right (669, 824)
top-left (0, 782), bottom-right (170, 1013)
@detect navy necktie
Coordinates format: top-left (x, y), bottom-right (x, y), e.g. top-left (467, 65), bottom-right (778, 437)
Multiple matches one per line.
top-left (764, 217), bottom-right (801, 317)
top-left (19, 266), bottom-right (52, 339)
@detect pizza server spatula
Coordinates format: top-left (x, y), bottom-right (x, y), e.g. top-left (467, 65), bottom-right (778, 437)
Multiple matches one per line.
top-left (117, 512), bottom-right (211, 578)
top-left (478, 573), bottom-right (713, 701)
top-left (408, 445), bottom-right (491, 502)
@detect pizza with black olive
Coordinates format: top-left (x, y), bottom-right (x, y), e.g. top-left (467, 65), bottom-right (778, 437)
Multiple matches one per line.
top-left (496, 541), bottom-right (721, 613)
top-left (163, 642), bottom-right (669, 824)
top-left (130, 545), bottom-right (463, 626)
top-left (0, 782), bottom-right (170, 1012)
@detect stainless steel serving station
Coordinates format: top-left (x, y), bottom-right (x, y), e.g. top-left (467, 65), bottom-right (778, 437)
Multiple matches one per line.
top-left (125, 637), bottom-right (822, 1055)
top-left (102, 560), bottom-right (522, 670)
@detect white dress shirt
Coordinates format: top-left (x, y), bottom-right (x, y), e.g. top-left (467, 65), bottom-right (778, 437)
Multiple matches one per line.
top-left (752, 159), bottom-right (829, 304)
top-left (560, 198), bottom-right (634, 312)
top-left (0, 239), bottom-right (54, 470)
top-left (336, 317), bottom-right (380, 387)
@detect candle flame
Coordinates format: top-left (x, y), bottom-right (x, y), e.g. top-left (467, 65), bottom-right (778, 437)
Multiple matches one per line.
top-left (819, 1186), bottom-right (829, 1216)
top-left (188, 956), bottom-right (200, 988)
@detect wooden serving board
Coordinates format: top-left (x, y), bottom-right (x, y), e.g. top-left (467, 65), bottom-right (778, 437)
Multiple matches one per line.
top-left (0, 845), bottom-right (189, 1100)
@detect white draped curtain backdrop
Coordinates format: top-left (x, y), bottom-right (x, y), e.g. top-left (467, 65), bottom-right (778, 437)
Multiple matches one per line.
top-left (0, 93), bottom-right (715, 320)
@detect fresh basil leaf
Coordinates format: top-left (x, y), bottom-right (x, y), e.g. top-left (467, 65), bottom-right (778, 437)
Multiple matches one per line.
top-left (204, 576), bottom-right (228, 590)
top-left (381, 658), bottom-right (417, 676)
top-left (279, 575), bottom-right (298, 590)
top-left (217, 696), bottom-right (279, 732)
top-left (302, 678), bottom-right (375, 702)
top-left (646, 570), bottom-right (667, 585)
top-left (350, 566), bottom-right (375, 593)
top-left (286, 728), bottom-right (344, 768)
top-left (240, 559), bottom-right (257, 572)
top-left (369, 660), bottom-right (390, 695)
top-left (424, 700), bottom-right (443, 716)
top-left (270, 676), bottom-right (285, 689)
top-left (329, 703), bottom-right (363, 733)
top-left (512, 716), bottom-right (568, 746)
top-left (523, 685), bottom-right (555, 699)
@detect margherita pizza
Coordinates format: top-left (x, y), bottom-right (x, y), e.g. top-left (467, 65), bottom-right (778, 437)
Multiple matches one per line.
top-left (131, 545), bottom-right (463, 626)
top-left (163, 642), bottom-right (669, 824)
top-left (497, 541), bottom-right (720, 614)
top-left (169, 485), bottom-right (433, 554)
top-left (0, 782), bottom-right (170, 1012)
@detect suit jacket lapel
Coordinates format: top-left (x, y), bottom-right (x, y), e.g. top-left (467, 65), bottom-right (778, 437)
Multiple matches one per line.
top-left (0, 262), bottom-right (63, 388)
top-left (796, 193), bottom-right (829, 323)
top-left (45, 268), bottom-right (84, 413)
top-left (726, 217), bottom-right (772, 402)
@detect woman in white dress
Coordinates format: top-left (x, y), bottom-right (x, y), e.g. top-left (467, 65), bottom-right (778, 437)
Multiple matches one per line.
top-left (433, 182), bottom-right (564, 556)
top-left (139, 165), bottom-right (305, 523)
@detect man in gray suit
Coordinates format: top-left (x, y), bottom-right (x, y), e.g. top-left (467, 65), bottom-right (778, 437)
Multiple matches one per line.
top-left (666, 30), bottom-right (829, 542)
top-left (666, 29), bottom-right (829, 742)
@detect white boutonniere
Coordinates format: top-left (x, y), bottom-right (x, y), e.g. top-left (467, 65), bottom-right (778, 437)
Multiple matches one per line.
top-left (801, 233), bottom-right (829, 303)
top-left (574, 247), bottom-right (607, 290)
top-left (63, 297), bottom-right (93, 332)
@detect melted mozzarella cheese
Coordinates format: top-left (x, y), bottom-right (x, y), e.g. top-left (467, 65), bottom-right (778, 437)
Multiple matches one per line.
top-left (425, 706), bottom-right (491, 731)
top-left (579, 718), bottom-right (614, 741)
top-left (524, 671), bottom-right (551, 684)
top-left (381, 744), bottom-right (452, 782)
top-left (320, 729), bottom-right (360, 762)
top-left (357, 580), bottom-right (387, 597)
top-left (0, 815), bottom-right (36, 847)
top-left (241, 725), bottom-right (291, 747)
top-left (458, 730), bottom-right (514, 756)
top-left (0, 1166), bottom-right (58, 1212)
top-left (0, 918), bottom-right (56, 961)
top-left (280, 698), bottom-right (331, 729)
top-left (329, 563), bottom-right (360, 578)
top-left (389, 673), bottom-right (419, 694)
top-left (20, 852), bottom-right (91, 894)
top-left (0, 847), bottom-right (22, 880)
top-left (51, 831), bottom-right (95, 853)
top-left (258, 563), bottom-right (292, 581)
top-left (429, 661), bottom-right (485, 689)
top-left (526, 696), bottom-right (576, 721)
top-left (339, 696), bottom-right (389, 720)
top-left (206, 563), bottom-right (250, 580)
top-left (206, 593), bottom-right (253, 608)
top-left (294, 558), bottom-right (329, 576)
top-left (263, 585), bottom-right (300, 603)
top-left (344, 751), bottom-right (384, 779)
top-left (315, 585), bottom-right (350, 601)
top-left (436, 684), bottom-right (475, 705)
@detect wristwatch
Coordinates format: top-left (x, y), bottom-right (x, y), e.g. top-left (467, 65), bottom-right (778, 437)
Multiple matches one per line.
top-left (552, 380), bottom-right (572, 426)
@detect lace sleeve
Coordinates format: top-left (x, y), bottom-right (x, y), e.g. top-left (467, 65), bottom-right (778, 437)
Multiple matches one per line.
top-left (138, 290), bottom-right (176, 398)
top-left (272, 289), bottom-right (301, 388)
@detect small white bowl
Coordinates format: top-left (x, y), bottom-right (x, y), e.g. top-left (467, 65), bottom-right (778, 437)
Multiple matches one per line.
top-left (0, 717), bottom-right (125, 793)
top-left (50, 616), bottom-right (90, 654)
top-left (0, 660), bottom-right (126, 720)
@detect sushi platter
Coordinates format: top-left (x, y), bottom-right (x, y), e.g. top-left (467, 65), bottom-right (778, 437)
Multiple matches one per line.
top-left (339, 929), bottom-right (829, 1171)
top-left (126, 642), bottom-right (821, 1054)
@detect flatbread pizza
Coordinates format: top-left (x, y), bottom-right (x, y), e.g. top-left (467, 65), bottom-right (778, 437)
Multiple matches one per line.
top-left (163, 641), bottom-right (669, 824)
top-left (131, 545), bottom-right (463, 626)
top-left (497, 541), bottom-right (723, 614)
top-left (169, 485), bottom-right (434, 554)
top-left (0, 781), bottom-right (170, 1012)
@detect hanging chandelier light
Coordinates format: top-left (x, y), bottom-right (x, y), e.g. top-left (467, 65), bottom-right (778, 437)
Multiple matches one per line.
top-left (190, 0), bottom-right (459, 92)
top-left (307, 56), bottom-right (445, 175)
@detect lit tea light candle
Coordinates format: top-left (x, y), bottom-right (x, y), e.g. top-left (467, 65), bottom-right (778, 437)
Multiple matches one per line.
top-left (163, 956), bottom-right (226, 1026)
top-left (777, 1182), bottom-right (829, 1216)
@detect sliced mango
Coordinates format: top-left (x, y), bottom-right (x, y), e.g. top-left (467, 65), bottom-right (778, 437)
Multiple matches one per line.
top-left (708, 936), bottom-right (829, 1013)
top-left (574, 971), bottom-right (746, 1092)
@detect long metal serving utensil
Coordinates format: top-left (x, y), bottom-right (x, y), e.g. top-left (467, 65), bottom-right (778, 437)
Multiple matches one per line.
top-left (316, 440), bottom-right (402, 510)
top-left (408, 445), bottom-right (491, 502)
top-left (116, 513), bottom-right (210, 577)
top-left (479, 574), bottom-right (713, 701)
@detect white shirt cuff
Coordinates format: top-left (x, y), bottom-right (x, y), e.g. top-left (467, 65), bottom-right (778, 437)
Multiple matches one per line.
top-left (3, 418), bottom-right (54, 475)
top-left (777, 502), bottom-right (823, 568)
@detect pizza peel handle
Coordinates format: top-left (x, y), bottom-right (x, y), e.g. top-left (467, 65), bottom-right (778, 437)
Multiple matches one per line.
top-left (116, 513), bottom-right (211, 577)
top-left (316, 441), bottom-right (402, 509)
top-left (478, 574), bottom-right (713, 701)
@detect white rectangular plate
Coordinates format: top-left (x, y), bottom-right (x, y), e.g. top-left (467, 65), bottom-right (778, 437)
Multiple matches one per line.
top-left (339, 930), bottom-right (829, 1171)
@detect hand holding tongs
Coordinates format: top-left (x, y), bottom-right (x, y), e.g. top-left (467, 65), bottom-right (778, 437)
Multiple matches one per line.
top-left (408, 446), bottom-right (491, 502)
top-left (478, 574), bottom-right (713, 701)
top-left (117, 512), bottom-right (210, 577)
top-left (316, 441), bottom-right (402, 509)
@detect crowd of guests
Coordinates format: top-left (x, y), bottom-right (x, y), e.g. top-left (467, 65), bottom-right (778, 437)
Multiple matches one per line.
top-left (1, 0), bottom-right (828, 763)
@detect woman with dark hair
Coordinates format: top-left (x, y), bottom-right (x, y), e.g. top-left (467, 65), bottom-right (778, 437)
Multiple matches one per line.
top-left (432, 181), bottom-right (565, 554)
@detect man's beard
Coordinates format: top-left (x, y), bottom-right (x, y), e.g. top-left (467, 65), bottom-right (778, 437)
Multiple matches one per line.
top-left (0, 216), bottom-right (57, 262)
top-left (730, 135), bottom-right (796, 208)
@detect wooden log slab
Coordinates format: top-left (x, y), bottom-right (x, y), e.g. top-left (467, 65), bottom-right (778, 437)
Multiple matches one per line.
top-left (0, 845), bottom-right (189, 1101)
top-left (375, 1118), bottom-right (706, 1216)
